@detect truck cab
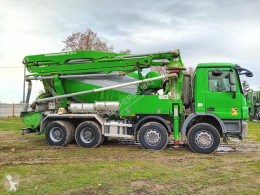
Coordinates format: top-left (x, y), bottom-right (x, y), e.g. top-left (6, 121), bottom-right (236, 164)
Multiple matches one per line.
top-left (184, 63), bottom-right (250, 140)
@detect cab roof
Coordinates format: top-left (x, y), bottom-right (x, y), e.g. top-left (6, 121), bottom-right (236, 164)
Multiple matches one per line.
top-left (197, 63), bottom-right (237, 68)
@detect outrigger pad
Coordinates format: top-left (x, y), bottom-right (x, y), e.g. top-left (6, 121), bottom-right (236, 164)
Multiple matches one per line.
top-left (21, 128), bottom-right (35, 135)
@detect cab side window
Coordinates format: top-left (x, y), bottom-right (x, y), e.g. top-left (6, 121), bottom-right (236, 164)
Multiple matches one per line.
top-left (208, 71), bottom-right (232, 92)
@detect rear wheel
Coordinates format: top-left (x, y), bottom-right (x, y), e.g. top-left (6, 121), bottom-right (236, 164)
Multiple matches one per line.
top-left (188, 123), bottom-right (220, 154)
top-left (45, 120), bottom-right (75, 146)
top-left (75, 121), bottom-right (102, 148)
top-left (67, 122), bottom-right (75, 143)
top-left (99, 135), bottom-right (106, 145)
top-left (138, 122), bottom-right (168, 150)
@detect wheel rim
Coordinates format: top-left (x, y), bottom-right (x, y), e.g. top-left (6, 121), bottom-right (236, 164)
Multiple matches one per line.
top-left (195, 130), bottom-right (214, 148)
top-left (80, 127), bottom-right (95, 143)
top-left (50, 127), bottom-right (63, 142)
top-left (144, 129), bottom-right (161, 146)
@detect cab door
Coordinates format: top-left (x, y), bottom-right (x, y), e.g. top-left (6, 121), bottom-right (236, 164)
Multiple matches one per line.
top-left (205, 68), bottom-right (242, 119)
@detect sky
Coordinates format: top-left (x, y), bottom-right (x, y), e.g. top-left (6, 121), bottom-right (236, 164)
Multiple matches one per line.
top-left (0, 0), bottom-right (259, 103)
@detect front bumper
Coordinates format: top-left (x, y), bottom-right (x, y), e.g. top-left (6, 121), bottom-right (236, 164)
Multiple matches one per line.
top-left (241, 120), bottom-right (248, 137)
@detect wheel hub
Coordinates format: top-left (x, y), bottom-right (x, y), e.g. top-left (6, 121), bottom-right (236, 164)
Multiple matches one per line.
top-left (50, 127), bottom-right (63, 142)
top-left (195, 131), bottom-right (213, 148)
top-left (145, 129), bottom-right (161, 146)
top-left (80, 128), bottom-right (95, 143)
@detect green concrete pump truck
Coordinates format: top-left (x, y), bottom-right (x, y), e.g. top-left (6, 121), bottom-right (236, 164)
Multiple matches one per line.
top-left (20, 49), bottom-right (253, 154)
top-left (246, 91), bottom-right (260, 120)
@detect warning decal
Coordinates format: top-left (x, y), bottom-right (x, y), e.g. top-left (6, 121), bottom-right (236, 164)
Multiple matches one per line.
top-left (231, 108), bottom-right (238, 116)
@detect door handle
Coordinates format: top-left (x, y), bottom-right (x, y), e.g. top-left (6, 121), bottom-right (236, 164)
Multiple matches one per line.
top-left (207, 107), bottom-right (215, 111)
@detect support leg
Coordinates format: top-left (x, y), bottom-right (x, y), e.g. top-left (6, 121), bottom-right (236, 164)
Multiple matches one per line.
top-left (173, 104), bottom-right (179, 145)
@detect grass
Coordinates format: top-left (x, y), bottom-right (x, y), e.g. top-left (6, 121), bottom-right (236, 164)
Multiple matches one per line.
top-left (246, 120), bottom-right (260, 142)
top-left (0, 118), bottom-right (259, 194)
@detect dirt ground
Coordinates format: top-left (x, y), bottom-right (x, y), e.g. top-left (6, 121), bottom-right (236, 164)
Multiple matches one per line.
top-left (0, 118), bottom-right (260, 194)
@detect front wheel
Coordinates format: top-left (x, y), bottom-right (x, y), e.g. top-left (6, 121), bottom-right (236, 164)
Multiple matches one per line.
top-left (188, 123), bottom-right (220, 154)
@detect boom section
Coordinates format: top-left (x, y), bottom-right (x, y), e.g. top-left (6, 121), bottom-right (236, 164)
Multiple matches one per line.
top-left (23, 50), bottom-right (183, 77)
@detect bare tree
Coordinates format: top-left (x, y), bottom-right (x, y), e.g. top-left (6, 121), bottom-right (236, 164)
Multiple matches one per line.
top-left (150, 66), bottom-right (167, 75)
top-left (62, 29), bottom-right (114, 52)
top-left (119, 49), bottom-right (131, 54)
top-left (185, 66), bottom-right (194, 75)
top-left (242, 80), bottom-right (250, 94)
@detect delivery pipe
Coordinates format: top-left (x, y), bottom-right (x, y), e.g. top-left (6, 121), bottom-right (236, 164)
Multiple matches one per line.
top-left (36, 73), bottom-right (177, 103)
top-left (26, 72), bottom-right (127, 81)
top-left (116, 50), bottom-right (180, 58)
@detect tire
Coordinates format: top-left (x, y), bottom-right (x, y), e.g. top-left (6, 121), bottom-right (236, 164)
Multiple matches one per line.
top-left (138, 122), bottom-right (168, 150)
top-left (75, 121), bottom-right (102, 148)
top-left (187, 123), bottom-right (220, 154)
top-left (67, 122), bottom-right (76, 143)
top-left (45, 120), bottom-right (75, 146)
top-left (99, 135), bottom-right (106, 145)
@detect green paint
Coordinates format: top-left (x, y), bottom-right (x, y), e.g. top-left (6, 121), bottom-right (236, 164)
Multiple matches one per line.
top-left (21, 112), bottom-right (43, 129)
top-left (126, 71), bottom-right (142, 80)
top-left (63, 79), bottom-right (131, 103)
top-left (197, 63), bottom-right (237, 68)
top-left (42, 80), bottom-right (57, 97)
top-left (23, 50), bottom-right (181, 77)
top-left (173, 104), bottom-right (179, 142)
top-left (21, 49), bottom-right (251, 143)
top-left (53, 75), bottom-right (68, 108)
top-left (144, 71), bottom-right (162, 88)
top-left (119, 95), bottom-right (174, 116)
top-left (194, 66), bottom-right (248, 119)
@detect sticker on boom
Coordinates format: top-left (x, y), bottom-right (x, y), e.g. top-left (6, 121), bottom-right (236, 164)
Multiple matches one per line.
top-left (231, 108), bottom-right (238, 116)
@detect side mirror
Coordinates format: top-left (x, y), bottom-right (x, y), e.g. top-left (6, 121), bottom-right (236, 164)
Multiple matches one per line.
top-left (246, 72), bottom-right (253, 77)
top-left (212, 69), bottom-right (223, 76)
